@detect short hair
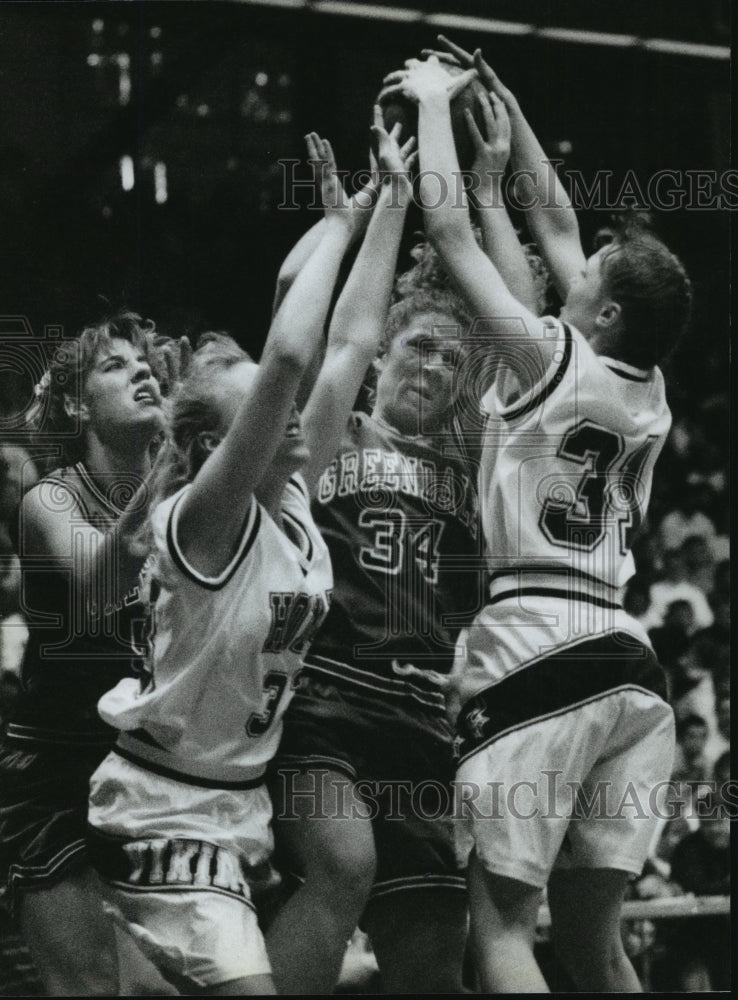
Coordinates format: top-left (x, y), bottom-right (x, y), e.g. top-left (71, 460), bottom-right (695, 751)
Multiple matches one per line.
top-left (600, 230), bottom-right (692, 368)
top-left (676, 713), bottom-right (708, 739)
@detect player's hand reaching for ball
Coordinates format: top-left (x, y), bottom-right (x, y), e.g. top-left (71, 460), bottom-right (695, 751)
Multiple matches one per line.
top-left (381, 54), bottom-right (477, 106)
top-left (369, 104), bottom-right (416, 202)
top-left (151, 334), bottom-right (193, 398)
top-left (305, 131), bottom-right (356, 233)
top-left (423, 36), bottom-right (518, 113)
top-left (466, 90), bottom-right (512, 183)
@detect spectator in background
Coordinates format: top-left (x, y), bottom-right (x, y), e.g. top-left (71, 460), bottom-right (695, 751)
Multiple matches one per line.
top-left (645, 548), bottom-right (713, 632)
top-left (0, 444), bottom-right (39, 536)
top-left (656, 481), bottom-right (716, 554)
top-left (681, 534), bottom-right (716, 595)
top-left (669, 640), bottom-right (719, 743)
top-left (648, 600), bottom-right (695, 673)
top-left (690, 590), bottom-right (730, 697)
top-left (671, 714), bottom-right (710, 788)
top-left (667, 796), bottom-right (731, 991)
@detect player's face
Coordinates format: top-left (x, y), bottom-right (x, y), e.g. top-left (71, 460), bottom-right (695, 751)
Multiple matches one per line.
top-left (215, 362), bottom-right (309, 471)
top-left (81, 337), bottom-right (164, 439)
top-left (374, 312), bottom-right (459, 435)
top-left (560, 246), bottom-right (612, 334)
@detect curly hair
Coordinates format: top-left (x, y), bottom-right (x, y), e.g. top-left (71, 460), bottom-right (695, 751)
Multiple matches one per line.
top-left (28, 312), bottom-right (160, 464)
top-left (395, 231), bottom-right (552, 316)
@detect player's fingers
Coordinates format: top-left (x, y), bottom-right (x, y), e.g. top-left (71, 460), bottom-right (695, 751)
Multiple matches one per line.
top-left (420, 48), bottom-right (461, 66)
top-left (489, 92), bottom-right (511, 143)
top-left (383, 69), bottom-right (407, 86)
top-left (473, 48), bottom-right (500, 91)
top-left (404, 57), bottom-right (422, 70)
top-left (400, 135), bottom-right (416, 157)
top-left (178, 336), bottom-right (193, 380)
top-left (479, 90), bottom-right (497, 133)
top-left (404, 149), bottom-right (419, 170)
top-left (389, 121), bottom-right (403, 142)
top-left (377, 83), bottom-right (409, 104)
top-left (159, 345), bottom-right (174, 388)
top-left (372, 103), bottom-right (385, 130)
top-left (464, 108), bottom-right (485, 149)
top-left (437, 34), bottom-right (474, 66)
top-left (322, 138), bottom-right (338, 172)
top-left (305, 132), bottom-right (320, 162)
top-left (447, 67), bottom-right (478, 100)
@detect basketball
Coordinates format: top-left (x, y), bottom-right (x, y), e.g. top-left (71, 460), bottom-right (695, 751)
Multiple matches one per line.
top-left (376, 62), bottom-right (489, 172)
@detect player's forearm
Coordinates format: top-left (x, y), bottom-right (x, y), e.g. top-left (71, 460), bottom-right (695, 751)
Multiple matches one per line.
top-left (270, 220), bottom-right (352, 369)
top-left (417, 94), bottom-right (471, 246)
top-left (329, 179), bottom-right (408, 359)
top-left (506, 100), bottom-right (580, 239)
top-left (272, 219), bottom-right (326, 317)
top-left (475, 176), bottom-right (540, 314)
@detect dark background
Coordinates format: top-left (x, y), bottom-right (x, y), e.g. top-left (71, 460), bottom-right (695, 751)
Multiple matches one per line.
top-left (0, 0), bottom-right (730, 415)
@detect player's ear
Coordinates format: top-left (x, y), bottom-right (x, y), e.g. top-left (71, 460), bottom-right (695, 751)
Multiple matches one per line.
top-left (596, 300), bottom-right (622, 329)
top-left (63, 394), bottom-right (90, 424)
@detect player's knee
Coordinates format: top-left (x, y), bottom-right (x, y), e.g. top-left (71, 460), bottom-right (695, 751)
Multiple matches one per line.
top-left (305, 833), bottom-right (377, 901)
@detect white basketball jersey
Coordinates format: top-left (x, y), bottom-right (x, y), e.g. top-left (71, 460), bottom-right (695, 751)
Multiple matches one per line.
top-left (479, 318), bottom-right (671, 603)
top-left (98, 475), bottom-right (332, 784)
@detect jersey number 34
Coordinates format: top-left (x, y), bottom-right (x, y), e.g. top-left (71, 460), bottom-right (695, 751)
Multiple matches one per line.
top-left (540, 420), bottom-right (659, 554)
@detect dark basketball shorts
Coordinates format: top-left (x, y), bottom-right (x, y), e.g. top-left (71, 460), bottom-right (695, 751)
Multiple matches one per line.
top-left (0, 738), bottom-right (110, 913)
top-left (272, 670), bottom-right (466, 905)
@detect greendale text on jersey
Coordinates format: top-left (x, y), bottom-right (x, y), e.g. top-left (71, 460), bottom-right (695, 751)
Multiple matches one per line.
top-left (305, 411), bottom-right (483, 694)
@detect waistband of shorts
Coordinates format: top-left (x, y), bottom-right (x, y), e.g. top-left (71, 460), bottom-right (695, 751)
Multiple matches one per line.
top-left (301, 654), bottom-right (448, 714)
top-left (488, 568), bottom-right (623, 610)
top-left (3, 719), bottom-right (116, 749)
top-left (114, 733), bottom-right (267, 790)
top-left (455, 629), bottom-right (666, 764)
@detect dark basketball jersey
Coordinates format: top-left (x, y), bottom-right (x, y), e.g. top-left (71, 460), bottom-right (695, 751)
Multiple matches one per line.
top-left (8, 462), bottom-right (143, 747)
top-left (305, 412), bottom-right (483, 692)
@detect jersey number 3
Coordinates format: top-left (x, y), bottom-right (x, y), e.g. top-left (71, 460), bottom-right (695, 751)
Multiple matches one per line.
top-left (246, 671), bottom-right (289, 737)
top-left (540, 420), bottom-right (659, 554)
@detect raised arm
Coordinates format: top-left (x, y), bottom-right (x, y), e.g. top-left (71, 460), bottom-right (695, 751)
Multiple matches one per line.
top-left (463, 87), bottom-right (540, 313)
top-left (434, 36), bottom-right (586, 299)
top-left (178, 136), bottom-right (353, 570)
top-left (382, 58), bottom-right (557, 396)
top-left (301, 110), bottom-right (416, 493)
top-left (271, 167), bottom-right (378, 318)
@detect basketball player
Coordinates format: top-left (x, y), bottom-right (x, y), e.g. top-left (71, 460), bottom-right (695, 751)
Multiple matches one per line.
top-left (0, 314), bottom-right (184, 994)
top-left (85, 119), bottom-right (416, 995)
top-left (385, 53), bottom-right (691, 992)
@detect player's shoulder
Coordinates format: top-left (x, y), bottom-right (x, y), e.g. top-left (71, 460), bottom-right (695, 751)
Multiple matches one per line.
top-left (22, 464), bottom-right (87, 526)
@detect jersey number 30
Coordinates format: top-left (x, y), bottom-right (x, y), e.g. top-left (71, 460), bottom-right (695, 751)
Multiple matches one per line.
top-left (540, 420), bottom-right (659, 554)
